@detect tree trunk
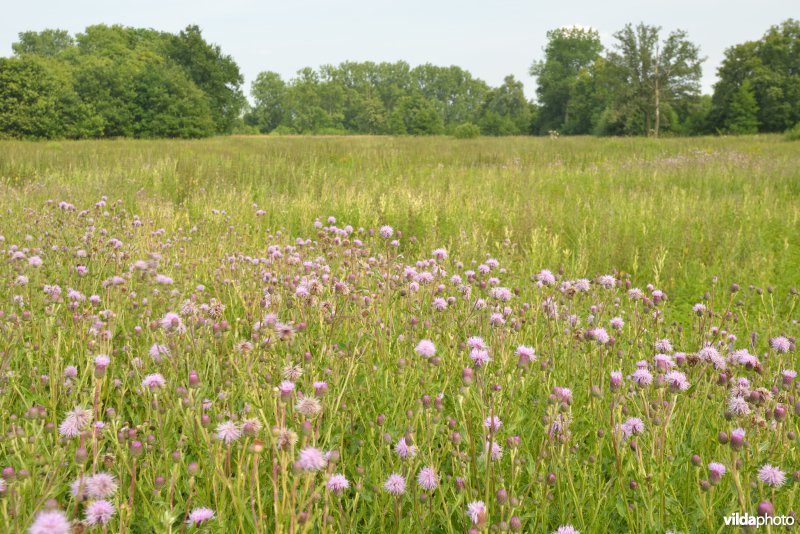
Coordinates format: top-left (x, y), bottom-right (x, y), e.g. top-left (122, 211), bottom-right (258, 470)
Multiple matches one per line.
top-left (654, 44), bottom-right (660, 138)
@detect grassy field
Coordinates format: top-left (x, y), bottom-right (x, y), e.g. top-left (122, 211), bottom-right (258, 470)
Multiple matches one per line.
top-left (0, 135), bottom-right (798, 533)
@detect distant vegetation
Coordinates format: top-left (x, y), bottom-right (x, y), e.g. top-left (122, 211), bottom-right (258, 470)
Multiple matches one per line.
top-left (0, 20), bottom-right (798, 139)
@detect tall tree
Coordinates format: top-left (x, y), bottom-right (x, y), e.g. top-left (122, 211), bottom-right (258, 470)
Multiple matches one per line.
top-left (605, 23), bottom-right (703, 136)
top-left (12, 30), bottom-right (74, 58)
top-left (249, 71), bottom-right (287, 133)
top-left (530, 26), bottom-right (603, 134)
top-left (164, 25), bottom-right (245, 133)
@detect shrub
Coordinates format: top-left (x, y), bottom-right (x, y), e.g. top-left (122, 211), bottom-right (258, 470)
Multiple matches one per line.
top-left (785, 123), bottom-right (800, 141)
top-left (452, 123), bottom-right (480, 139)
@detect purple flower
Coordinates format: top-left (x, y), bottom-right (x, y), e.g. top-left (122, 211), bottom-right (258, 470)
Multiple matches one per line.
top-left (384, 473), bottom-right (406, 495)
top-left (29, 510), bottom-right (71, 534)
top-left (87, 472), bottom-right (118, 499)
top-left (326, 474), bottom-right (350, 495)
top-left (417, 467), bottom-right (438, 491)
top-left (467, 501), bottom-right (487, 525)
top-left (216, 421), bottom-right (243, 444)
top-left (554, 526), bottom-right (580, 534)
top-left (186, 507), bottom-right (215, 526)
top-left (85, 500), bottom-right (115, 526)
top-left (394, 437), bottom-right (418, 459)
top-left (757, 464), bottom-right (786, 487)
top-left (297, 447), bottom-right (327, 472)
top-left (415, 339), bottom-right (436, 358)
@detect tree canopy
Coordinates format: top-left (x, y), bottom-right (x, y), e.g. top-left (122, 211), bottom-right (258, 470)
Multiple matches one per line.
top-left (1, 19), bottom-right (798, 139)
top-left (1, 24), bottom-right (243, 139)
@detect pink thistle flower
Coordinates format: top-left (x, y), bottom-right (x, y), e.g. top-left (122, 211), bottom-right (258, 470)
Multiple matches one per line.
top-left (664, 371), bottom-right (690, 391)
top-left (655, 338), bottom-right (673, 353)
top-left (467, 336), bottom-right (487, 350)
top-left (470, 349), bottom-right (491, 367)
top-left (597, 275), bottom-right (615, 288)
top-left (770, 336), bottom-right (791, 353)
top-left (708, 462), bottom-right (726, 484)
top-left (467, 501), bottom-right (487, 525)
top-left (84, 500), bottom-right (115, 526)
top-left (484, 416), bottom-right (503, 432)
top-left (757, 464), bottom-right (786, 487)
top-left (142, 374), bottom-right (166, 390)
top-left (326, 474), bottom-right (350, 495)
top-left (383, 473), bottom-right (406, 495)
top-left (554, 526), bottom-right (580, 534)
top-left (149, 344), bottom-right (170, 361)
top-left (28, 256), bottom-right (43, 267)
top-left (484, 441), bottom-right (503, 461)
top-left (159, 312), bottom-right (183, 331)
top-left (630, 368), bottom-right (653, 387)
top-left (297, 447), bottom-right (327, 472)
top-left (417, 467), bottom-right (438, 491)
top-left (28, 510), bottom-right (71, 534)
top-left (535, 269), bottom-right (556, 286)
top-left (394, 437), bottom-right (418, 459)
top-left (379, 225), bottom-right (394, 239)
top-left (186, 507), bottom-right (215, 526)
top-left (59, 406), bottom-right (92, 438)
top-left (86, 473), bottom-right (118, 499)
top-left (432, 248), bottom-right (448, 261)
top-left (610, 317), bottom-right (624, 330)
top-left (415, 340), bottom-right (436, 358)
top-left (215, 421), bottom-right (243, 444)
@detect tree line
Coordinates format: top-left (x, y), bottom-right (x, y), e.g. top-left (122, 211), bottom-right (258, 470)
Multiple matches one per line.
top-left (0, 20), bottom-right (797, 139)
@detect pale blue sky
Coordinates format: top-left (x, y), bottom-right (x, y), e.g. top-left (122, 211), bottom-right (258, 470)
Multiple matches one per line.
top-left (1, 0), bottom-right (795, 98)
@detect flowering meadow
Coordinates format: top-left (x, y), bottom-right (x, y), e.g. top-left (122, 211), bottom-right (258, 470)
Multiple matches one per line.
top-left (0, 136), bottom-right (798, 533)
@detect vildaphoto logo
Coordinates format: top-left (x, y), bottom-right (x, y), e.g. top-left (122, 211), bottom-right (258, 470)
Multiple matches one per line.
top-left (724, 513), bottom-right (795, 527)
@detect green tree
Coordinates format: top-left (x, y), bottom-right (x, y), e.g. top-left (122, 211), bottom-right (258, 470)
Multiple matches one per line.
top-left (164, 25), bottom-right (245, 133)
top-left (12, 29), bottom-right (74, 58)
top-left (530, 26), bottom-right (603, 134)
top-left (0, 56), bottom-right (101, 139)
top-left (249, 71), bottom-right (287, 133)
top-left (604, 23), bottom-right (703, 136)
top-left (725, 79), bottom-right (759, 134)
top-left (479, 75), bottom-right (531, 135)
top-left (710, 20), bottom-right (800, 133)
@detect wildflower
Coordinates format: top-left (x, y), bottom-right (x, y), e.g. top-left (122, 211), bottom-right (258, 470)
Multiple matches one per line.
top-left (484, 440), bottom-right (503, 461)
top-left (515, 345), bottom-right (536, 367)
top-left (554, 526), bottom-right (580, 534)
top-left (84, 500), bottom-right (115, 526)
top-left (630, 368), bottom-right (653, 387)
top-left (379, 225), bottom-right (394, 238)
top-left (598, 275), bottom-right (615, 288)
top-left (215, 421), bottom-right (243, 444)
top-left (159, 312), bottom-right (183, 331)
top-left (394, 437), bottom-right (418, 459)
top-left (86, 472), bottom-right (118, 499)
top-left (470, 349), bottom-right (491, 367)
top-left (664, 371), bottom-right (690, 391)
top-left (186, 508), bottom-right (215, 526)
top-left (467, 501), bottom-right (487, 526)
top-left (28, 510), bottom-right (71, 534)
top-left (770, 337), bottom-right (791, 353)
top-left (708, 462), bottom-right (726, 485)
top-left (59, 406), bottom-right (92, 438)
top-left (384, 473), bottom-right (406, 495)
top-left (415, 340), bottom-right (436, 358)
top-left (417, 467), bottom-right (438, 491)
top-left (326, 474), bottom-right (350, 495)
top-left (297, 447), bottom-right (327, 472)
top-left (142, 374), bottom-right (166, 390)
top-left (757, 464), bottom-right (786, 487)
top-left (484, 415), bottom-right (503, 432)
top-left (295, 396), bottom-right (322, 417)
top-left (535, 270), bottom-right (556, 286)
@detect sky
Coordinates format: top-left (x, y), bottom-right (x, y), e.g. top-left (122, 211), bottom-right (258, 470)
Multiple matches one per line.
top-left (1, 0), bottom-right (795, 99)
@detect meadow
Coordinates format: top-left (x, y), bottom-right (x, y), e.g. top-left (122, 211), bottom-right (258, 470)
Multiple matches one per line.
top-left (0, 135), bottom-right (798, 533)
